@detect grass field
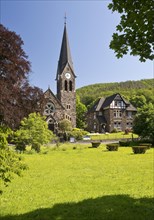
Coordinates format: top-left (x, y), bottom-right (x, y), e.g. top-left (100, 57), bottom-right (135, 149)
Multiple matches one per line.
top-left (1, 144), bottom-right (154, 220)
top-left (89, 132), bottom-right (138, 140)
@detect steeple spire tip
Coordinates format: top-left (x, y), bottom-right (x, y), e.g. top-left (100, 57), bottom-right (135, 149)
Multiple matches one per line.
top-left (64, 12), bottom-right (67, 25)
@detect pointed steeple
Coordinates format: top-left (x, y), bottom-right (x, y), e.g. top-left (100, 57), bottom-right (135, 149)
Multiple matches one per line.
top-left (56, 24), bottom-right (75, 79)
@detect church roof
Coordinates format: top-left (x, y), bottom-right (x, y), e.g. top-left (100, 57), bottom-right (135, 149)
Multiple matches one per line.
top-left (44, 88), bottom-right (65, 110)
top-left (56, 24), bottom-right (75, 79)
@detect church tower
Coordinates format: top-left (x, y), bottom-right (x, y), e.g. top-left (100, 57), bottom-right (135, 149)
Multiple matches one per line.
top-left (56, 22), bottom-right (76, 127)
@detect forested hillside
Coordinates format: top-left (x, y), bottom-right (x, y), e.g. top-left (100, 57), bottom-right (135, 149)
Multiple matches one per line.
top-left (76, 79), bottom-right (153, 108)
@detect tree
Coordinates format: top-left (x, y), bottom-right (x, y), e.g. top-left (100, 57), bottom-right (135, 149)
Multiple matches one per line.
top-left (76, 95), bottom-right (87, 129)
top-left (69, 128), bottom-right (88, 141)
top-left (58, 119), bottom-right (72, 141)
top-left (58, 119), bottom-right (72, 133)
top-left (108, 0), bottom-right (154, 62)
top-left (14, 113), bottom-right (54, 152)
top-left (0, 125), bottom-right (27, 193)
top-left (130, 95), bottom-right (146, 108)
top-left (0, 24), bottom-right (43, 129)
top-left (133, 103), bottom-right (154, 143)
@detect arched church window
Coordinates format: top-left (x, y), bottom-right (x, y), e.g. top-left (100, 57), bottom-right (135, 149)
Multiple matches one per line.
top-left (69, 81), bottom-right (72, 91)
top-left (64, 80), bottom-right (68, 91)
top-left (44, 102), bottom-right (55, 115)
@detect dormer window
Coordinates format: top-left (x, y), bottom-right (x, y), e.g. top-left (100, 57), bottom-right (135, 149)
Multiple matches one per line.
top-left (111, 100), bottom-right (126, 109)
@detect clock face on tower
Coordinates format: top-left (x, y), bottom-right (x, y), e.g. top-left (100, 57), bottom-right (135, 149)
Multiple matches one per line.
top-left (65, 72), bottom-right (71, 79)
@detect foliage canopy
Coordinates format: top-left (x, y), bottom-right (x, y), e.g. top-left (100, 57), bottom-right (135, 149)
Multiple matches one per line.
top-left (14, 113), bottom-right (54, 152)
top-left (0, 24), bottom-right (43, 129)
top-left (76, 79), bottom-right (153, 109)
top-left (76, 95), bottom-right (87, 129)
top-left (133, 103), bottom-right (154, 143)
top-left (0, 126), bottom-right (27, 193)
top-left (108, 0), bottom-right (154, 61)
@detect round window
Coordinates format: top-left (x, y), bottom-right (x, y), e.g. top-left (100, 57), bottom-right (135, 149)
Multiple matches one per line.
top-left (44, 102), bottom-right (55, 115)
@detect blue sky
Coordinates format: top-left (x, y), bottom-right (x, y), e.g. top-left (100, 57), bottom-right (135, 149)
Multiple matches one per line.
top-left (1, 0), bottom-right (153, 93)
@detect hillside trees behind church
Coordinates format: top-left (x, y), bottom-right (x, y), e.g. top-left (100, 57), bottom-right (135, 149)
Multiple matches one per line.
top-left (76, 95), bottom-right (87, 129)
top-left (0, 24), bottom-right (44, 129)
top-left (76, 79), bottom-right (153, 109)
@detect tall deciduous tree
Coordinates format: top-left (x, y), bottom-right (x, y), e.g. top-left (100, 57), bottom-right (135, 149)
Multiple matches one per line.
top-left (130, 95), bottom-right (147, 108)
top-left (133, 103), bottom-right (154, 143)
top-left (0, 24), bottom-right (43, 129)
top-left (76, 95), bottom-right (87, 129)
top-left (108, 0), bottom-right (154, 61)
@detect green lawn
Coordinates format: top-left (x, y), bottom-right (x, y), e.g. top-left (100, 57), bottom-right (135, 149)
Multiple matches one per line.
top-left (1, 144), bottom-right (154, 220)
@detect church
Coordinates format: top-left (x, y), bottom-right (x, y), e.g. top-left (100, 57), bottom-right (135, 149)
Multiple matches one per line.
top-left (43, 23), bottom-right (76, 133)
top-left (42, 22), bottom-right (137, 134)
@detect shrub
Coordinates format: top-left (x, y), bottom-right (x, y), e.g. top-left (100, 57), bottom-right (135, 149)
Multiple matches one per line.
top-left (111, 128), bottom-right (118, 133)
top-left (139, 143), bottom-right (152, 149)
top-left (0, 125), bottom-right (28, 193)
top-left (14, 113), bottom-right (54, 152)
top-left (91, 141), bottom-right (101, 148)
top-left (106, 143), bottom-right (119, 151)
top-left (132, 146), bottom-right (147, 154)
top-left (0, 133), bottom-right (8, 149)
top-left (0, 147), bottom-right (28, 192)
top-left (69, 128), bottom-right (88, 141)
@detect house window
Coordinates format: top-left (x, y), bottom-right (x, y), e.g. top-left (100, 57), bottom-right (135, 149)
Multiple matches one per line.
top-left (44, 102), bottom-right (55, 115)
top-left (127, 111), bottom-right (132, 118)
top-left (99, 111), bottom-right (102, 116)
top-left (111, 100), bottom-right (126, 109)
top-left (94, 113), bottom-right (96, 119)
top-left (114, 122), bottom-right (121, 129)
top-left (126, 122), bottom-right (133, 128)
top-left (114, 110), bottom-right (122, 118)
top-left (115, 101), bottom-right (122, 107)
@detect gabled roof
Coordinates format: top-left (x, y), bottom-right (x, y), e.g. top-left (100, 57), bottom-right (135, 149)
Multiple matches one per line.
top-left (88, 93), bottom-right (137, 112)
top-left (101, 93), bottom-right (126, 109)
top-left (44, 88), bottom-right (65, 110)
top-left (46, 114), bottom-right (57, 123)
top-left (126, 104), bottom-right (137, 111)
top-left (88, 97), bottom-right (105, 112)
top-left (96, 97), bottom-right (105, 111)
top-left (101, 94), bottom-right (117, 109)
top-left (56, 24), bottom-right (75, 79)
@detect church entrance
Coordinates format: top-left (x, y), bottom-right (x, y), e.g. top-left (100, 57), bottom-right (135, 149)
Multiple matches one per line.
top-left (48, 123), bottom-right (54, 131)
top-left (47, 118), bottom-right (58, 134)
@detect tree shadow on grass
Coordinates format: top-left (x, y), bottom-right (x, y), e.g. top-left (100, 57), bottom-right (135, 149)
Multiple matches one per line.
top-left (1, 195), bottom-right (154, 220)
